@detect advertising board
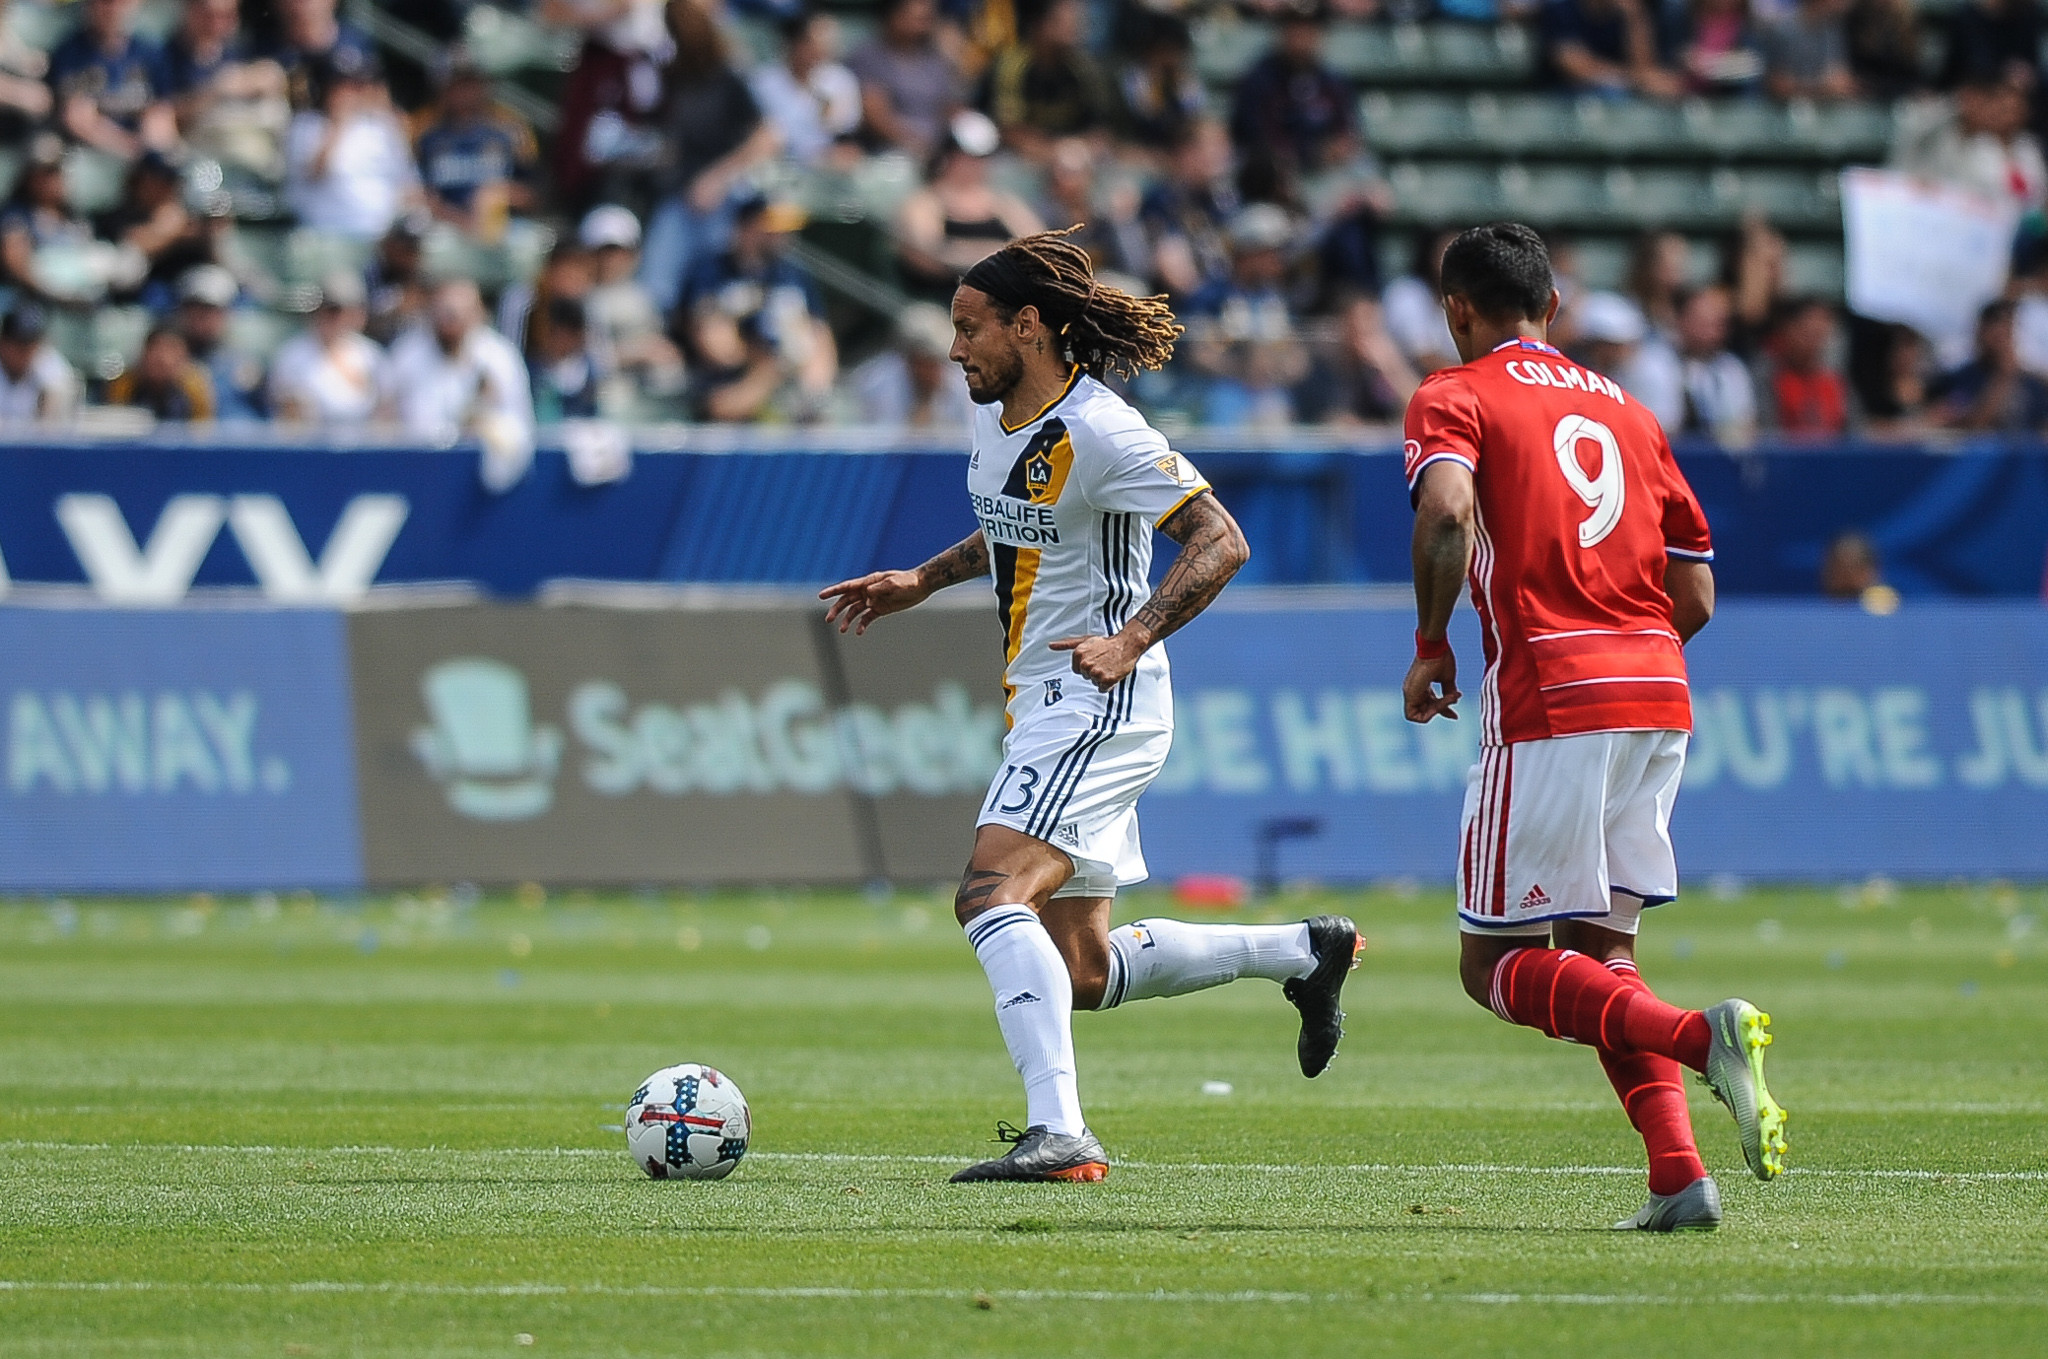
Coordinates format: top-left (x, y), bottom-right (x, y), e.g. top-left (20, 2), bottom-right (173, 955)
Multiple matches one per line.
top-left (347, 602), bottom-right (1005, 886)
top-left (0, 607), bottom-right (362, 890)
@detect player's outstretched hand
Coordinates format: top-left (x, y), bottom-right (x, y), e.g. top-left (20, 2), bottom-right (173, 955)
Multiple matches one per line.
top-left (1050, 633), bottom-right (1143, 691)
top-left (1403, 653), bottom-right (1460, 723)
top-left (819, 569), bottom-right (930, 634)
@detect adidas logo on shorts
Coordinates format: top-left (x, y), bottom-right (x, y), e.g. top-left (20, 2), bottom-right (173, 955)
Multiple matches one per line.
top-left (999, 991), bottom-right (1041, 1009)
top-left (1520, 884), bottom-right (1552, 911)
top-left (1054, 823), bottom-right (1081, 848)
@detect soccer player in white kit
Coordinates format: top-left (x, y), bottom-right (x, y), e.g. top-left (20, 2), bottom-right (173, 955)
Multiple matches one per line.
top-left (822, 230), bottom-right (1363, 1182)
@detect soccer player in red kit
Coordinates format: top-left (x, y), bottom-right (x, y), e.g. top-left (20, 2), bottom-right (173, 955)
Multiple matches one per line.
top-left (1402, 223), bottom-right (1788, 1232)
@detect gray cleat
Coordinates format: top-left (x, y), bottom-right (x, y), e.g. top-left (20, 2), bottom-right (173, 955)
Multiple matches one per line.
top-left (949, 1123), bottom-right (1109, 1183)
top-left (1612, 1175), bottom-right (1723, 1232)
top-left (1700, 999), bottom-right (1789, 1182)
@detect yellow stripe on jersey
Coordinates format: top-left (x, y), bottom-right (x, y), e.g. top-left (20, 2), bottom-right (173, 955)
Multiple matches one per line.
top-left (1005, 546), bottom-right (1041, 671)
top-left (1025, 432), bottom-right (1076, 506)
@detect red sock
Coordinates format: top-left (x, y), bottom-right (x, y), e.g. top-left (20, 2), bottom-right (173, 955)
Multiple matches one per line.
top-left (1489, 948), bottom-right (1710, 1071)
top-left (1597, 960), bottom-right (1707, 1196)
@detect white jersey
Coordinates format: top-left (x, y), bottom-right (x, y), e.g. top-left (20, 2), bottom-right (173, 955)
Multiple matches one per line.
top-left (967, 368), bottom-right (1210, 709)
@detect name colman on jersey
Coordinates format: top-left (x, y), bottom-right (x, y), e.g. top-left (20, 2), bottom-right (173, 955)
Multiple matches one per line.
top-left (971, 492), bottom-right (1061, 545)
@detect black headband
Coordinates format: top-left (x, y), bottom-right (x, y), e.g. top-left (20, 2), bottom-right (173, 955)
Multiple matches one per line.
top-left (962, 250), bottom-right (1099, 335)
top-left (961, 251), bottom-right (1037, 314)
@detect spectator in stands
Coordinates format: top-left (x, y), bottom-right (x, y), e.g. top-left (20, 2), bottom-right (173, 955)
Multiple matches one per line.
top-left (636, 0), bottom-right (781, 318)
top-left (285, 49), bottom-right (423, 242)
top-left (542, 0), bottom-right (671, 210)
top-left (1849, 319), bottom-right (1932, 431)
top-left (1038, 137), bottom-right (1148, 279)
top-left (530, 296), bottom-right (606, 422)
top-left (269, 0), bottom-right (376, 111)
top-left (1674, 284), bottom-right (1758, 442)
top-left (1306, 295), bottom-right (1421, 425)
top-left (0, 0), bottom-right (54, 139)
top-left (1575, 289), bottom-right (1684, 429)
top-left (848, 0), bottom-right (962, 159)
top-left (1115, 12), bottom-right (1206, 153)
top-left (47, 0), bottom-right (178, 161)
top-left (1382, 228), bottom-right (1460, 375)
top-left (980, 0), bottom-right (1115, 161)
top-left (1931, 299), bottom-right (2048, 430)
top-left (679, 194), bottom-right (837, 422)
top-left (1722, 215), bottom-right (1789, 357)
top-left (1894, 65), bottom-right (2046, 214)
top-left (896, 110), bottom-right (1043, 304)
top-left (269, 270), bottom-right (384, 427)
top-left (1539, 0), bottom-right (1686, 100)
top-left (502, 237), bottom-right (594, 357)
top-left (382, 277), bottom-right (535, 450)
top-left (1230, 4), bottom-right (1363, 175)
top-left (847, 300), bottom-right (975, 428)
top-left (95, 151), bottom-right (210, 307)
top-left (581, 204), bottom-right (688, 396)
top-left (1761, 0), bottom-right (1859, 101)
top-left (1759, 295), bottom-right (1852, 434)
top-left (175, 263), bottom-right (264, 420)
top-left (1184, 203), bottom-right (1310, 426)
top-left (1677, 0), bottom-right (1764, 94)
top-left (1845, 0), bottom-right (1923, 100)
top-left (0, 305), bottom-right (80, 423)
top-left (1936, 0), bottom-right (2042, 90)
top-left (1139, 117), bottom-right (1238, 304)
top-left (164, 0), bottom-right (290, 180)
top-left (365, 214), bottom-right (429, 345)
top-left (749, 10), bottom-right (863, 170)
top-left (1, 136), bottom-right (102, 307)
top-left (415, 50), bottom-right (539, 243)
top-left (107, 325), bottom-right (215, 420)
top-left (1626, 230), bottom-right (1692, 340)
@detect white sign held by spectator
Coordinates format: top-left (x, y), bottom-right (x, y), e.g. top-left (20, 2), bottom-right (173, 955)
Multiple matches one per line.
top-left (1842, 168), bottom-right (2019, 368)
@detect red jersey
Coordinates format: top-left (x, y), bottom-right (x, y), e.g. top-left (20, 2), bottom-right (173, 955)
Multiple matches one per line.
top-left (1403, 337), bottom-right (1714, 746)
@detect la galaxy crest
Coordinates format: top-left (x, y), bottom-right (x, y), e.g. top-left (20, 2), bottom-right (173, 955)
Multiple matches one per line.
top-left (1026, 451), bottom-right (1055, 495)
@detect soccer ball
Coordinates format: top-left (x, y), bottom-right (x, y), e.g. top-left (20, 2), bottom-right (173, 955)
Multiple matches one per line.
top-left (626, 1063), bottom-right (750, 1180)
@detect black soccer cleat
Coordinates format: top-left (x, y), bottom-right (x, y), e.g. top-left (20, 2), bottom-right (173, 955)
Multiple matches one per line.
top-left (1282, 914), bottom-right (1363, 1078)
top-left (949, 1123), bottom-right (1110, 1183)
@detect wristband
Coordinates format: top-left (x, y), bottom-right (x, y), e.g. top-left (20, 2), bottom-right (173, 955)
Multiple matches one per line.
top-left (1415, 630), bottom-right (1451, 661)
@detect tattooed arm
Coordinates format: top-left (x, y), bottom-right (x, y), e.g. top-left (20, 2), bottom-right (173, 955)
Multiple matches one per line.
top-left (1050, 492), bottom-right (1250, 691)
top-left (820, 530), bottom-right (990, 635)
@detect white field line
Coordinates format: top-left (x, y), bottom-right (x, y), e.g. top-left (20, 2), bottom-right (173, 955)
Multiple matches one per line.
top-left (1, 1141), bottom-right (2044, 1183)
top-left (0, 1280), bottom-right (2041, 1308)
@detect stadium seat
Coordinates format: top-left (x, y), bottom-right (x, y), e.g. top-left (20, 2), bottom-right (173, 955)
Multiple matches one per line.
top-left (50, 305), bottom-right (150, 382)
top-left (463, 5), bottom-right (580, 76)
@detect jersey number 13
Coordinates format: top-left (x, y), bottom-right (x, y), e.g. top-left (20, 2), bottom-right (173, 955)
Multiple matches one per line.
top-left (1553, 414), bottom-right (1625, 548)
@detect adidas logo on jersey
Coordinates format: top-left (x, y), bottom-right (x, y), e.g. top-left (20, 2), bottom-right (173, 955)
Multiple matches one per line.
top-left (1520, 884), bottom-right (1553, 911)
top-left (1054, 823), bottom-right (1081, 848)
top-left (999, 991), bottom-right (1041, 1009)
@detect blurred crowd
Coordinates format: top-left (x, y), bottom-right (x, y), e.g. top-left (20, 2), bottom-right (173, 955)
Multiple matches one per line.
top-left (1, 0), bottom-right (2047, 441)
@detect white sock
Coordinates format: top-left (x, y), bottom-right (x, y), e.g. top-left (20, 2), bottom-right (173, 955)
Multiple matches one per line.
top-left (966, 904), bottom-right (1085, 1137)
top-left (1100, 919), bottom-right (1316, 1009)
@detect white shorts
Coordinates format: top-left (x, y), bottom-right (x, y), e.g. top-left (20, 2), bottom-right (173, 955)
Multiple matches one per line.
top-left (1457, 729), bottom-right (1688, 936)
top-left (976, 676), bottom-right (1172, 899)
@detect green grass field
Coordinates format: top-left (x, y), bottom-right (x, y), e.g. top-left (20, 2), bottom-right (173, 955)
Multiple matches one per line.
top-left (1, 882), bottom-right (2044, 1357)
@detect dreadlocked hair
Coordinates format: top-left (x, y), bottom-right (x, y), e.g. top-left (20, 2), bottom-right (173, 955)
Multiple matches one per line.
top-left (980, 227), bottom-right (1183, 378)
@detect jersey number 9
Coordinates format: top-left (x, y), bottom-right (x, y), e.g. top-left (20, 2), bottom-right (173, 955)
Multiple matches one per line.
top-left (1552, 414), bottom-right (1626, 549)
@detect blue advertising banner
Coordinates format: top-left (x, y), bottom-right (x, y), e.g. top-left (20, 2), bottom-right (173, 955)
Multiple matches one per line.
top-left (0, 608), bottom-right (363, 891)
top-left (0, 437), bottom-right (2040, 600)
top-left (1146, 602), bottom-right (2048, 883)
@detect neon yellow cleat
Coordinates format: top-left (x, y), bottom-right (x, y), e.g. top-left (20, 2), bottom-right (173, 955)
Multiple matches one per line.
top-left (1701, 999), bottom-right (1789, 1182)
